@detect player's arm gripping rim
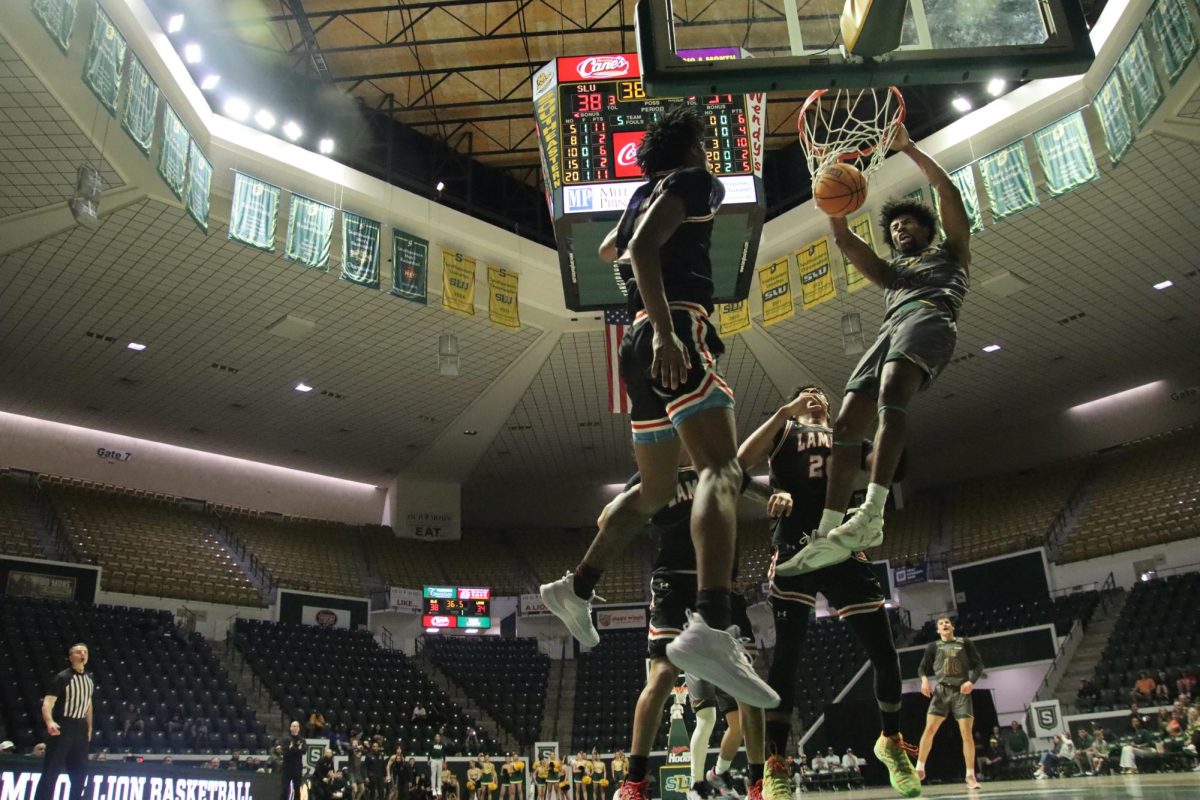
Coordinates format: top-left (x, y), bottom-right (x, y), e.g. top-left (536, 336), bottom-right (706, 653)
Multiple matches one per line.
top-left (890, 124), bottom-right (972, 271)
top-left (626, 193), bottom-right (693, 390)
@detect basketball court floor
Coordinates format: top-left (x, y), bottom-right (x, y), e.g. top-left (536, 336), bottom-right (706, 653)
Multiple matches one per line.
top-left (813, 774), bottom-right (1200, 798)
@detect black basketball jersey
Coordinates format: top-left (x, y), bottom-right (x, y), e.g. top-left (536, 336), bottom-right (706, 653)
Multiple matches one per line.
top-left (614, 166), bottom-right (725, 313)
top-left (882, 244), bottom-right (969, 320)
top-left (767, 421), bottom-right (869, 547)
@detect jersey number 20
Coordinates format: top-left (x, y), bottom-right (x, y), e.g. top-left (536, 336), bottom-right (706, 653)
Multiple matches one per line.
top-left (808, 454), bottom-right (826, 478)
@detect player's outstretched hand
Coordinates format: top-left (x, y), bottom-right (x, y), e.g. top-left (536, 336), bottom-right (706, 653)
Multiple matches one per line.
top-left (767, 492), bottom-right (794, 518)
top-left (888, 122), bottom-right (912, 152)
top-left (650, 330), bottom-right (691, 390)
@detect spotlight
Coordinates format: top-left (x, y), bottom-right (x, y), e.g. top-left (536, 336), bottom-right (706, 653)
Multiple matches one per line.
top-left (987, 78), bottom-right (1007, 97)
top-left (282, 121), bottom-right (303, 141)
top-left (254, 109), bottom-right (276, 130)
top-left (200, 74), bottom-right (220, 91)
top-left (166, 14), bottom-right (185, 34)
top-left (183, 43), bottom-right (202, 63)
top-left (951, 96), bottom-right (972, 113)
top-left (223, 98), bottom-right (250, 121)
top-left (318, 137), bottom-right (335, 154)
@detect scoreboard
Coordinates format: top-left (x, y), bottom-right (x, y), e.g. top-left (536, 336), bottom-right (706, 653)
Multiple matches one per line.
top-left (422, 585), bottom-right (491, 630)
top-left (533, 52), bottom-right (766, 311)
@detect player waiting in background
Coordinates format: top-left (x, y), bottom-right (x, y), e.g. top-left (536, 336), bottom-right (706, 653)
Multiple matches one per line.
top-left (738, 386), bottom-right (919, 799)
top-left (778, 123), bottom-right (970, 575)
top-left (686, 669), bottom-right (751, 800)
top-left (539, 107), bottom-right (777, 711)
top-left (916, 617), bottom-right (985, 789)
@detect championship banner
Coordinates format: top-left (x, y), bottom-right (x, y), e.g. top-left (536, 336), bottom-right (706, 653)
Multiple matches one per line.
top-left (341, 212), bottom-right (382, 289)
top-left (845, 213), bottom-right (875, 291)
top-left (758, 258), bottom-right (794, 326)
top-left (185, 141), bottom-right (212, 233)
top-left (932, 166), bottom-right (984, 233)
top-left (83, 7), bottom-right (126, 114)
top-left (1094, 71), bottom-right (1135, 165)
top-left (285, 194), bottom-right (336, 270)
top-left (442, 252), bottom-right (477, 316)
top-left (977, 141), bottom-right (1038, 222)
top-left (1117, 27), bottom-right (1163, 126)
top-left (487, 266), bottom-right (521, 329)
top-left (32, 0), bottom-right (78, 53)
top-left (797, 238), bottom-right (835, 310)
top-left (717, 301), bottom-right (751, 336)
top-left (391, 230), bottom-right (429, 303)
top-left (157, 104), bottom-right (189, 200)
top-left (121, 55), bottom-right (159, 155)
top-left (1029, 699), bottom-right (1068, 737)
top-left (228, 173), bottom-right (281, 251)
top-left (1032, 111), bottom-right (1099, 197)
top-left (1151, 0), bottom-right (1198, 83)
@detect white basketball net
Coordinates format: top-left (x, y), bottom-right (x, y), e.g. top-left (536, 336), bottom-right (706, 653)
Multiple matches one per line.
top-left (797, 87), bottom-right (906, 178)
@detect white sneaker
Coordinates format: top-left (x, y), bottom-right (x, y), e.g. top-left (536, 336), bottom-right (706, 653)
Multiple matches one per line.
top-left (827, 506), bottom-right (884, 550)
top-left (706, 769), bottom-right (737, 798)
top-left (773, 533), bottom-right (852, 577)
top-left (666, 610), bottom-right (780, 708)
top-left (539, 572), bottom-right (601, 647)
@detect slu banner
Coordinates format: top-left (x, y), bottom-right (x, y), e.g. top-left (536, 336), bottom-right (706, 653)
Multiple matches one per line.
top-left (32, 0), bottom-right (78, 53)
top-left (932, 166), bottom-right (984, 233)
top-left (1117, 27), bottom-right (1163, 126)
top-left (341, 212), bottom-right (382, 289)
top-left (1150, 0), bottom-right (1197, 83)
top-left (1094, 71), bottom-right (1135, 164)
top-left (1029, 699), bottom-right (1068, 737)
top-left (1032, 111), bottom-right (1099, 197)
top-left (185, 142), bottom-right (212, 233)
top-left (487, 266), bottom-right (521, 329)
top-left (121, 55), bottom-right (159, 155)
top-left (717, 300), bottom-right (750, 336)
top-left (229, 173), bottom-right (281, 251)
top-left (285, 194), bottom-right (336, 270)
top-left (442, 252), bottom-right (477, 316)
top-left (845, 213), bottom-right (875, 291)
top-left (83, 7), bottom-right (126, 114)
top-left (0, 759), bottom-right (277, 800)
top-left (797, 238), bottom-right (835, 310)
top-left (391, 230), bottom-right (429, 303)
top-left (758, 258), bottom-right (794, 326)
top-left (158, 105), bottom-right (189, 199)
top-left (977, 141), bottom-right (1038, 222)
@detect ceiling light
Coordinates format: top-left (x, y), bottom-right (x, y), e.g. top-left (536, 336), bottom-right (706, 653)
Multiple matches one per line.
top-left (282, 120), bottom-right (303, 141)
top-left (982, 344), bottom-right (1001, 353)
top-left (254, 109), bottom-right (276, 130)
top-left (126, 342), bottom-right (147, 351)
top-left (1068, 380), bottom-right (1165, 415)
top-left (986, 78), bottom-right (1007, 97)
top-left (223, 97), bottom-right (250, 121)
top-left (166, 14), bottom-right (185, 34)
top-left (425, 628), bottom-right (441, 634)
top-left (436, 181), bottom-right (445, 192)
top-left (318, 137), bottom-right (335, 154)
top-left (183, 43), bottom-right (202, 63)
top-left (200, 74), bottom-right (220, 91)
top-left (1153, 279), bottom-right (1173, 290)
top-left (295, 382), bottom-right (314, 393)
top-left (951, 96), bottom-right (972, 113)
top-left (463, 430), bottom-right (478, 436)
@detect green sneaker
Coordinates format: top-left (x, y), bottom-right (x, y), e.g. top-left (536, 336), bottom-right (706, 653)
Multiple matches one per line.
top-left (874, 733), bottom-right (921, 798)
top-left (763, 755), bottom-right (793, 800)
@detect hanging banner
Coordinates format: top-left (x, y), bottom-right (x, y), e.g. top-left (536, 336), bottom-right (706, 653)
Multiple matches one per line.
top-left (32, 0), bottom-right (78, 53)
top-left (844, 213), bottom-right (875, 292)
top-left (341, 212), bottom-right (381, 289)
top-left (487, 266), bottom-right (521, 329)
top-left (442, 252), bottom-right (477, 316)
top-left (157, 104), bottom-right (189, 199)
top-left (797, 238), bottom-right (836, 310)
top-left (977, 141), bottom-right (1038, 222)
top-left (1117, 28), bottom-right (1163, 126)
top-left (1029, 699), bottom-right (1068, 737)
top-left (185, 141), bottom-right (212, 233)
top-left (1094, 72), bottom-right (1135, 165)
top-left (1032, 111), bottom-right (1099, 197)
top-left (285, 194), bottom-right (336, 270)
top-left (228, 172), bottom-right (281, 251)
top-left (391, 230), bottom-right (429, 303)
top-left (931, 166), bottom-right (984, 233)
top-left (717, 300), bottom-right (751, 336)
top-left (82, 7), bottom-right (127, 114)
top-left (758, 258), bottom-right (794, 326)
top-left (904, 187), bottom-right (924, 204)
top-left (1150, 0), bottom-right (1198, 84)
top-left (121, 55), bottom-right (159, 154)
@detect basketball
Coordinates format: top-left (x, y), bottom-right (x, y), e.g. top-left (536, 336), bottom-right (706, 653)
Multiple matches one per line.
top-left (813, 162), bottom-right (867, 216)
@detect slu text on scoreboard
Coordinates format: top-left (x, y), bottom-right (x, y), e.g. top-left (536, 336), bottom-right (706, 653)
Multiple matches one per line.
top-left (1, 771), bottom-right (259, 800)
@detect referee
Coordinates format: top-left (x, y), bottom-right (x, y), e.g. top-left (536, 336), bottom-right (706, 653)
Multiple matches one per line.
top-left (34, 643), bottom-right (94, 800)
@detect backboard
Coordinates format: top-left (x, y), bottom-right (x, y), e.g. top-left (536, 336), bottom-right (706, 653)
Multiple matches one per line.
top-left (635, 0), bottom-right (1095, 95)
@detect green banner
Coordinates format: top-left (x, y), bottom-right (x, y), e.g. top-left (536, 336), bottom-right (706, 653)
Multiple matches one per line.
top-left (904, 187), bottom-right (924, 204)
top-left (1117, 27), bottom-right (1163, 126)
top-left (391, 230), bottom-right (429, 303)
top-left (229, 173), bottom-right (281, 252)
top-left (1032, 111), bottom-right (1099, 197)
top-left (1151, 0), bottom-right (1198, 83)
top-left (158, 104), bottom-right (189, 199)
top-left (121, 55), bottom-right (159, 155)
top-left (1094, 71), bottom-right (1135, 165)
top-left (82, 7), bottom-right (126, 114)
top-left (932, 166), bottom-right (983, 234)
top-left (32, 0), bottom-right (78, 53)
top-left (341, 213), bottom-right (382, 289)
top-left (285, 195), bottom-right (336, 270)
top-left (185, 141), bottom-right (212, 233)
top-left (977, 141), bottom-right (1038, 222)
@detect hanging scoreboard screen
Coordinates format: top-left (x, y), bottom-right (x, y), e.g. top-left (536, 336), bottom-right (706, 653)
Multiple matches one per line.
top-left (533, 52), bottom-right (766, 311)
top-left (422, 586), bottom-right (491, 629)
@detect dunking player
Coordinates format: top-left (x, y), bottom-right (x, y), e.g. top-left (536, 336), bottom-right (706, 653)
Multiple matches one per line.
top-left (738, 386), bottom-right (920, 798)
top-left (539, 106), bottom-right (776, 709)
top-left (915, 617), bottom-right (985, 790)
top-left (778, 123), bottom-right (970, 575)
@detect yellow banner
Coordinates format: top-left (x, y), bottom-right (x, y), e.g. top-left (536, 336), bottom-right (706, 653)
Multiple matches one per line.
top-left (758, 258), bottom-right (794, 326)
top-left (845, 213), bottom-right (875, 293)
top-left (487, 266), bottom-right (521, 329)
top-left (717, 301), bottom-right (751, 336)
top-left (797, 238), bottom-right (836, 310)
top-left (441, 251), bottom-right (476, 316)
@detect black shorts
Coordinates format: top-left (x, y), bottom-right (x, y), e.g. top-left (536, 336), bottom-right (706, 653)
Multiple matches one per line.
top-left (845, 301), bottom-right (957, 396)
top-left (620, 303), bottom-right (733, 444)
top-left (768, 549), bottom-right (885, 618)
top-left (648, 571), bottom-right (756, 661)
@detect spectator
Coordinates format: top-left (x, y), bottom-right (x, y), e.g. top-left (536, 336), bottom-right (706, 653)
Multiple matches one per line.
top-left (1003, 720), bottom-right (1029, 755)
top-left (977, 737), bottom-right (1006, 780)
top-left (1077, 679), bottom-right (1100, 708)
top-left (0, 741), bottom-right (14, 754)
top-left (1187, 707), bottom-right (1200, 751)
top-left (119, 703), bottom-right (137, 734)
top-left (348, 739), bottom-right (364, 800)
top-left (309, 710), bottom-right (328, 737)
top-left (466, 728), bottom-right (480, 756)
top-left (162, 756), bottom-right (173, 767)
top-left (228, 751), bottom-right (243, 771)
top-left (824, 746), bottom-right (842, 772)
top-left (204, 758), bottom-right (221, 770)
top-left (411, 770), bottom-right (433, 800)
top-left (1090, 730), bottom-right (1111, 775)
top-left (166, 714), bottom-right (183, 735)
top-left (411, 704), bottom-right (428, 723)
top-left (440, 765), bottom-right (459, 800)
top-left (32, 743), bottom-right (47, 758)
top-left (332, 769), bottom-right (351, 800)
top-left (810, 754), bottom-right (826, 774)
top-left (1154, 680), bottom-right (1171, 705)
top-left (841, 748), bottom-right (861, 773)
top-left (387, 745), bottom-right (407, 800)
top-left (1033, 735), bottom-right (1064, 779)
top-left (365, 740), bottom-right (388, 800)
top-left (1119, 716), bottom-right (1160, 774)
top-left (1072, 729), bottom-right (1093, 774)
top-left (1131, 672), bottom-right (1156, 705)
top-left (314, 748), bottom-right (336, 800)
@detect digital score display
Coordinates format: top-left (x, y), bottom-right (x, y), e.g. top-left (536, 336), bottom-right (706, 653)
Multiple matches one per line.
top-left (422, 586), bottom-right (491, 629)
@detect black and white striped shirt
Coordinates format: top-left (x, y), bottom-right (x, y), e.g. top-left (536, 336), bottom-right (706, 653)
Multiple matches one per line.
top-left (49, 668), bottom-right (94, 719)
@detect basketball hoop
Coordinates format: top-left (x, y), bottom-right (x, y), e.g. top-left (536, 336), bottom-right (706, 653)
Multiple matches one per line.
top-left (797, 87), bottom-right (906, 178)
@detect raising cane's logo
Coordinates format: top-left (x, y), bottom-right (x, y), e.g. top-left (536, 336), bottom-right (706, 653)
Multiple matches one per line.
top-left (613, 131), bottom-right (646, 179)
top-left (315, 609), bottom-right (338, 627)
top-left (578, 55), bottom-right (631, 79)
top-left (617, 142), bottom-right (638, 168)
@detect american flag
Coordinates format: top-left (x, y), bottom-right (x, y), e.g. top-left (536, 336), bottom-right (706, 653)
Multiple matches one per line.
top-left (604, 308), bottom-right (633, 414)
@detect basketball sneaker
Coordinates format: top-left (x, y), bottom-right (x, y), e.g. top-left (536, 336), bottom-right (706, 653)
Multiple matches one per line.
top-left (539, 572), bottom-right (602, 647)
top-left (706, 769), bottom-right (736, 798)
top-left (773, 531), bottom-right (851, 576)
top-left (827, 506), bottom-right (884, 551)
top-left (873, 733), bottom-right (921, 798)
top-left (616, 779), bottom-right (649, 800)
top-left (763, 756), bottom-right (793, 800)
top-left (686, 780), bottom-right (714, 800)
top-left (745, 778), bottom-right (764, 800)
top-left (666, 611), bottom-right (780, 709)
